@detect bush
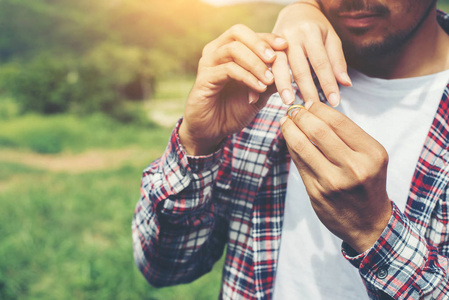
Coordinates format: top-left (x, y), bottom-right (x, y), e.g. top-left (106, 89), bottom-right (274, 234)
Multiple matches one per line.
top-left (24, 129), bottom-right (66, 154)
top-left (0, 97), bottom-right (20, 120)
top-left (2, 56), bottom-right (78, 114)
top-left (1, 44), bottom-right (156, 122)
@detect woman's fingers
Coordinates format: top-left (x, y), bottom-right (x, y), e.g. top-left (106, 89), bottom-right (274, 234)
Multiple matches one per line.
top-left (272, 1), bottom-right (351, 107)
top-left (286, 44), bottom-right (320, 103)
top-left (303, 30), bottom-right (341, 107)
top-left (325, 33), bottom-right (352, 87)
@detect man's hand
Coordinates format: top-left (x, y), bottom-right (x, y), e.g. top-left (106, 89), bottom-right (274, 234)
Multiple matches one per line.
top-left (272, 0), bottom-right (352, 107)
top-left (179, 25), bottom-right (288, 156)
top-left (280, 102), bottom-right (392, 253)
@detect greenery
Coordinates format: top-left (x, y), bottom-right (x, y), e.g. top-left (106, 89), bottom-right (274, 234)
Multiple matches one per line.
top-left (0, 0), bottom-right (282, 120)
top-left (440, 1), bottom-right (449, 11)
top-left (0, 160), bottom-right (224, 300)
top-left (0, 113), bottom-right (164, 153)
top-left (0, 79), bottom-right (224, 299)
top-left (2, 1), bottom-right (449, 299)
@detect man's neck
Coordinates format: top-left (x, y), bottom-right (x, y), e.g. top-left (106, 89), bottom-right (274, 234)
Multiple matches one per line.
top-left (348, 10), bottom-right (449, 79)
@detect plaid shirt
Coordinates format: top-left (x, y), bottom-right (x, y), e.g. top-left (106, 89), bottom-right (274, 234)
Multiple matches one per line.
top-left (133, 11), bottom-right (449, 300)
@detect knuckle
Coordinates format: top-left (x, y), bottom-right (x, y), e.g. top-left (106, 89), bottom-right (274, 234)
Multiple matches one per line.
top-left (291, 138), bottom-right (307, 154)
top-left (352, 151), bottom-right (387, 184)
top-left (292, 69), bottom-right (311, 80)
top-left (223, 62), bottom-right (234, 74)
top-left (225, 41), bottom-right (240, 53)
top-left (353, 167), bottom-right (371, 183)
top-left (372, 146), bottom-right (389, 167)
top-left (198, 56), bottom-right (207, 68)
top-left (202, 42), bottom-right (214, 57)
top-left (313, 58), bottom-right (329, 70)
top-left (298, 23), bottom-right (317, 34)
top-left (309, 126), bottom-right (328, 141)
top-left (329, 115), bottom-right (347, 129)
top-left (320, 81), bottom-right (337, 92)
top-left (230, 24), bottom-right (247, 35)
top-left (320, 177), bottom-right (348, 199)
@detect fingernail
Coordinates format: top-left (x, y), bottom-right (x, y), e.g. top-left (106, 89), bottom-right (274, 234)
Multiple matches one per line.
top-left (264, 48), bottom-right (276, 60)
top-left (328, 93), bottom-right (340, 107)
top-left (265, 70), bottom-right (274, 81)
top-left (258, 81), bottom-right (267, 89)
top-left (274, 37), bottom-right (287, 46)
top-left (249, 91), bottom-right (259, 104)
top-left (304, 101), bottom-right (313, 110)
top-left (341, 72), bottom-right (352, 86)
top-left (280, 116), bottom-right (287, 126)
top-left (290, 108), bottom-right (300, 119)
top-left (281, 89), bottom-right (295, 105)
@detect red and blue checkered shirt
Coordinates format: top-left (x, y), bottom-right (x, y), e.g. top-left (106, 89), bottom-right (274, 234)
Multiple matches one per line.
top-left (133, 11), bottom-right (449, 300)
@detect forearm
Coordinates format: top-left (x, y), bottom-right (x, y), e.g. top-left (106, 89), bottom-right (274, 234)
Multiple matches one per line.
top-left (132, 120), bottom-right (228, 287)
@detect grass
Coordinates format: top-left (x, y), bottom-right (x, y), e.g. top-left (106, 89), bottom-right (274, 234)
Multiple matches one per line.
top-left (0, 113), bottom-right (171, 154)
top-left (439, 3), bottom-right (449, 12)
top-left (0, 76), bottom-right (224, 299)
top-left (0, 161), bottom-right (224, 300)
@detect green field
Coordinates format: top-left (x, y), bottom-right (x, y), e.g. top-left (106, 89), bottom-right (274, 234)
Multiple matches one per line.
top-left (0, 77), bottom-right (227, 300)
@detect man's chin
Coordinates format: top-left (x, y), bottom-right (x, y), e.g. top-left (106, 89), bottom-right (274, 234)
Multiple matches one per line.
top-left (342, 35), bottom-right (407, 59)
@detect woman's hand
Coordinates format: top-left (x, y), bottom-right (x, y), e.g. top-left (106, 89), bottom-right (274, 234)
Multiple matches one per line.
top-left (272, 0), bottom-right (352, 107)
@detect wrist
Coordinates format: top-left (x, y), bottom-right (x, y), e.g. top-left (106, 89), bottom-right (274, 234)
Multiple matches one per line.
top-left (348, 201), bottom-right (393, 254)
top-left (179, 121), bottom-right (224, 156)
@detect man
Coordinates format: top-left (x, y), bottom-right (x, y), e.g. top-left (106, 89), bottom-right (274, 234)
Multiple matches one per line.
top-left (133, 0), bottom-right (449, 299)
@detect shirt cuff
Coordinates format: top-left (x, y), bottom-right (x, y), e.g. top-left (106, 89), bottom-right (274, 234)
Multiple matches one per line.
top-left (343, 200), bottom-right (437, 297)
top-left (160, 118), bottom-right (225, 215)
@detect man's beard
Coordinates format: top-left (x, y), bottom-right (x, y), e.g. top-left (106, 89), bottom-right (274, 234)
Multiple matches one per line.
top-left (326, 0), bottom-right (438, 59)
top-left (342, 27), bottom-right (418, 59)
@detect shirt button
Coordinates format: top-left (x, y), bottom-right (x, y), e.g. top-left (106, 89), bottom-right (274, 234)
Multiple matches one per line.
top-left (376, 267), bottom-right (388, 279)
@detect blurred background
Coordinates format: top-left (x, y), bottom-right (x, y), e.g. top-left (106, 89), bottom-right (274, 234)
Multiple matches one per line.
top-left (1, 0), bottom-right (449, 299)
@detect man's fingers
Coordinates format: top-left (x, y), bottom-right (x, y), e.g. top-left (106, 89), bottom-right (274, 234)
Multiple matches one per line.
top-left (211, 41), bottom-right (275, 86)
top-left (272, 51), bottom-right (295, 105)
top-left (325, 33), bottom-right (352, 87)
top-left (288, 105), bottom-right (351, 166)
top-left (258, 32), bottom-right (288, 51)
top-left (205, 62), bottom-right (268, 94)
top-left (280, 115), bottom-right (334, 175)
top-left (306, 102), bottom-right (380, 153)
top-left (208, 24), bottom-right (286, 65)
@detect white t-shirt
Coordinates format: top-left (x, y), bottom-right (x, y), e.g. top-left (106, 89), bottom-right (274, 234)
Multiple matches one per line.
top-left (272, 68), bottom-right (449, 300)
